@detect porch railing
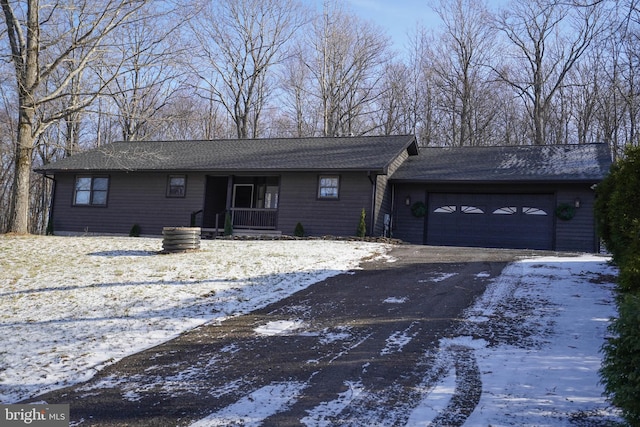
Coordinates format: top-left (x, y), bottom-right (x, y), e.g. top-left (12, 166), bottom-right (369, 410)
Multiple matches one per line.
top-left (231, 208), bottom-right (278, 230)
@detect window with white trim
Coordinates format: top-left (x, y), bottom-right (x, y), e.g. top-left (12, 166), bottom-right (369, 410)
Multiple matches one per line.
top-left (74, 176), bottom-right (109, 206)
top-left (318, 175), bottom-right (340, 199)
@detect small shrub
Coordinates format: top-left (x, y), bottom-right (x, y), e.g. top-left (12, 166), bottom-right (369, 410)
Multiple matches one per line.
top-left (294, 222), bottom-right (305, 237)
top-left (224, 212), bottom-right (233, 236)
top-left (129, 224), bottom-right (141, 237)
top-left (356, 208), bottom-right (366, 238)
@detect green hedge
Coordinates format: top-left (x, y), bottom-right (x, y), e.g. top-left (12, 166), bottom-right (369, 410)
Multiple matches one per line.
top-left (595, 144), bottom-right (640, 425)
top-left (601, 293), bottom-right (640, 425)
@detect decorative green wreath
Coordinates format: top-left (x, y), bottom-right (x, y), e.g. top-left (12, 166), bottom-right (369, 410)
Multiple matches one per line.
top-left (411, 201), bottom-right (427, 218)
top-left (555, 203), bottom-right (576, 221)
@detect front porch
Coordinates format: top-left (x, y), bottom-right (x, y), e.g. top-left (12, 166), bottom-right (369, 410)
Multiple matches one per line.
top-left (199, 175), bottom-right (281, 237)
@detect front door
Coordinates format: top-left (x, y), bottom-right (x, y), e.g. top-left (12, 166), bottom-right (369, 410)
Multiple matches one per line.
top-left (233, 184), bottom-right (254, 208)
top-left (203, 176), bottom-right (228, 228)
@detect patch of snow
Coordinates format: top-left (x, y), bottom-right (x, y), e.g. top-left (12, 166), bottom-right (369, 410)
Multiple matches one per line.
top-left (318, 327), bottom-right (352, 345)
top-left (300, 381), bottom-right (365, 427)
top-left (406, 367), bottom-right (456, 426)
top-left (383, 296), bottom-right (407, 304)
top-left (381, 327), bottom-right (416, 355)
top-left (191, 381), bottom-right (307, 427)
top-left (254, 320), bottom-right (305, 336)
top-left (418, 272), bottom-right (458, 283)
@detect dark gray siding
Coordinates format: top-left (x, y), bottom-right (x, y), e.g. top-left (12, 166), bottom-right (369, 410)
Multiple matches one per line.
top-left (51, 172), bottom-right (205, 235)
top-left (555, 185), bottom-right (598, 252)
top-left (392, 184), bottom-right (427, 244)
top-left (373, 150), bottom-right (410, 236)
top-left (392, 183), bottom-right (599, 252)
top-left (277, 172), bottom-right (374, 237)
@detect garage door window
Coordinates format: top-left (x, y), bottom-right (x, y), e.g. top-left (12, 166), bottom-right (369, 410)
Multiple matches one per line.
top-left (493, 206), bottom-right (517, 215)
top-left (433, 205), bottom-right (456, 213)
top-left (523, 207), bottom-right (547, 215)
top-left (461, 205), bottom-right (484, 214)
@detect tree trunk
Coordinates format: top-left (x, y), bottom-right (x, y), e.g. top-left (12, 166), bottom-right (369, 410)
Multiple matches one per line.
top-left (5, 0), bottom-right (39, 234)
top-left (9, 115), bottom-right (35, 234)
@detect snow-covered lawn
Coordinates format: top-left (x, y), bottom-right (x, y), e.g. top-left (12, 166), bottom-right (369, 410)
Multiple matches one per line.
top-left (0, 235), bottom-right (623, 425)
top-left (0, 235), bottom-right (385, 404)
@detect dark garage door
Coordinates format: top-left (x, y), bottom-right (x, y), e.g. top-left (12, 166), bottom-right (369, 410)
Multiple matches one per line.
top-left (426, 193), bottom-right (554, 250)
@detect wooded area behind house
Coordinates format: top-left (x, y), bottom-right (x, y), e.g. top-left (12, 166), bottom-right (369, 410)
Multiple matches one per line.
top-left (0, 0), bottom-right (638, 234)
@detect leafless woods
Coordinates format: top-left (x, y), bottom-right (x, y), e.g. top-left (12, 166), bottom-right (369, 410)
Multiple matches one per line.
top-left (0, 0), bottom-right (638, 233)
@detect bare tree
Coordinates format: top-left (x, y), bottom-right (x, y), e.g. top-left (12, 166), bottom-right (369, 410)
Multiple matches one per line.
top-left (101, 3), bottom-right (189, 142)
top-left (307, 2), bottom-right (391, 136)
top-left (189, 0), bottom-right (307, 139)
top-left (494, 0), bottom-right (606, 145)
top-left (429, 0), bottom-right (497, 146)
top-left (0, 0), bottom-right (151, 234)
top-left (279, 46), bottom-right (320, 137)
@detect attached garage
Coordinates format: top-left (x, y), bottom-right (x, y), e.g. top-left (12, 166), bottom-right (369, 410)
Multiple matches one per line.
top-left (390, 144), bottom-right (612, 252)
top-left (426, 193), bottom-right (554, 250)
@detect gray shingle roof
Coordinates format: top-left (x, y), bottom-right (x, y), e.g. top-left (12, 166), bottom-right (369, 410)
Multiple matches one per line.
top-left (390, 143), bottom-right (612, 183)
top-left (36, 135), bottom-right (418, 174)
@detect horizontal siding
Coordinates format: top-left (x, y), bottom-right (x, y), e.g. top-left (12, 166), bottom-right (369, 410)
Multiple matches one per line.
top-left (374, 174), bottom-right (389, 236)
top-left (374, 150), bottom-right (410, 236)
top-left (555, 185), bottom-right (598, 252)
top-left (277, 172), bottom-right (373, 237)
top-left (52, 172), bottom-right (206, 235)
top-left (392, 184), bottom-right (426, 244)
top-left (392, 183), bottom-right (599, 251)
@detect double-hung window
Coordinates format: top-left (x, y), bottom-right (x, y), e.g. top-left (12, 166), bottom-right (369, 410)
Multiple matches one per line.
top-left (74, 176), bottom-right (109, 206)
top-left (167, 175), bottom-right (187, 197)
top-left (318, 175), bottom-right (340, 199)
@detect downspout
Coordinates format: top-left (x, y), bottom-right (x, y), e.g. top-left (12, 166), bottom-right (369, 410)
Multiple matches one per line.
top-left (368, 171), bottom-right (376, 236)
top-left (390, 183), bottom-right (395, 238)
top-left (43, 173), bottom-right (56, 235)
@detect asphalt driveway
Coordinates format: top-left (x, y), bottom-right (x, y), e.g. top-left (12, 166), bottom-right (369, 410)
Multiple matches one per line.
top-left (28, 245), bottom-right (544, 426)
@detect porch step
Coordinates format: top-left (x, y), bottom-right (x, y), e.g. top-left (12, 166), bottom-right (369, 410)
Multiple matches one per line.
top-left (232, 229), bottom-right (282, 238)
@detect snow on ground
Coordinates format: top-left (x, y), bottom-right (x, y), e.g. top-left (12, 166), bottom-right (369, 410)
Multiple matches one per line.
top-left (193, 254), bottom-right (623, 426)
top-left (409, 255), bottom-right (623, 426)
top-left (0, 235), bottom-right (385, 403)
top-left (0, 235), bottom-right (623, 426)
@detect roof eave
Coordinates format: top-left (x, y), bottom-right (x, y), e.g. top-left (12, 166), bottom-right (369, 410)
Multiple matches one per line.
top-left (36, 166), bottom-right (389, 174)
top-left (389, 177), bottom-right (606, 185)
